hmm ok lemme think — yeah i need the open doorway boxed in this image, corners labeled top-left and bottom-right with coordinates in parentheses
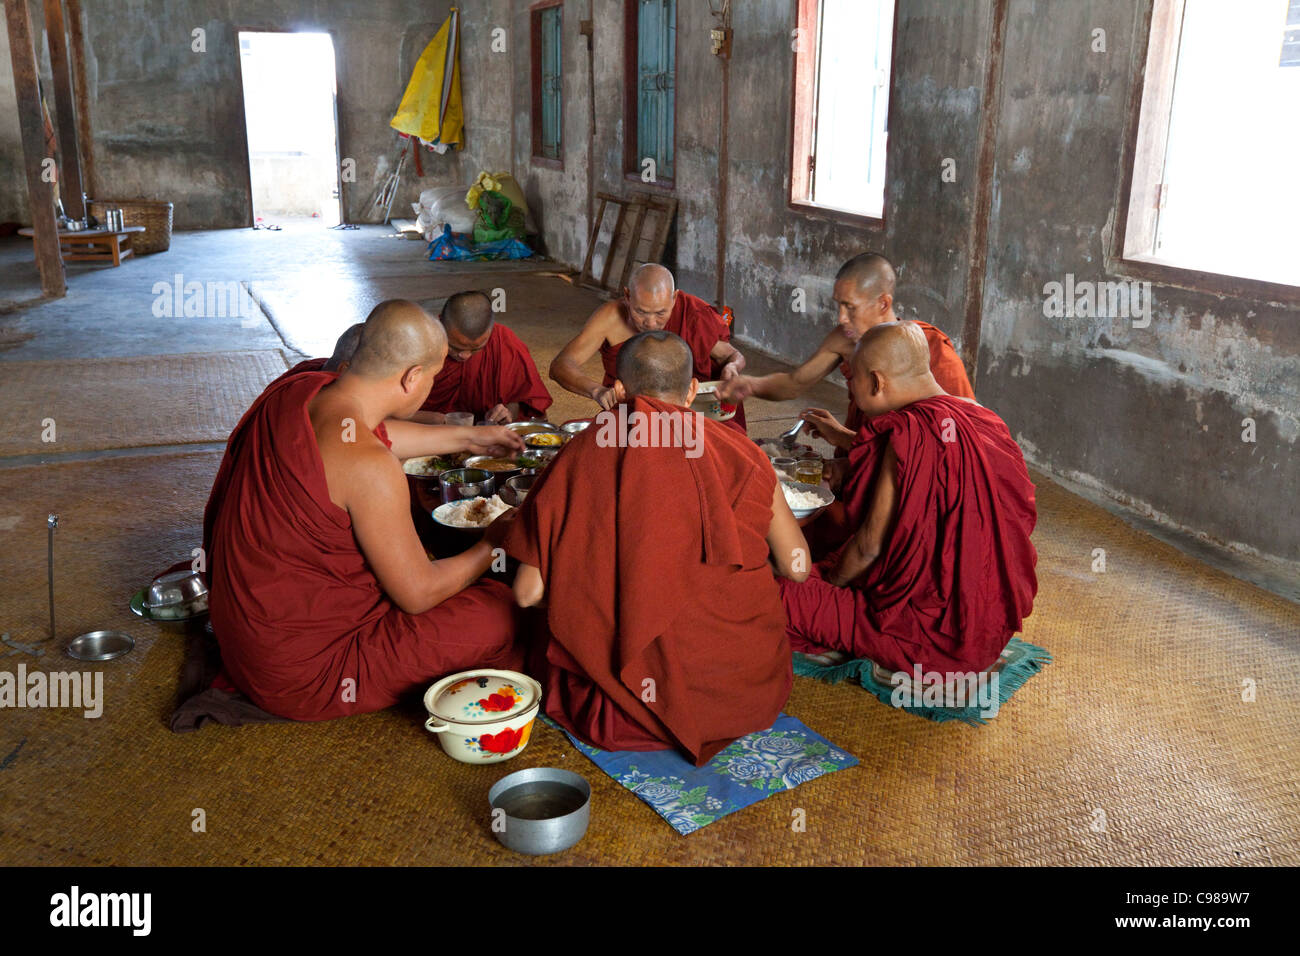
top-left (238, 31), bottom-right (342, 227)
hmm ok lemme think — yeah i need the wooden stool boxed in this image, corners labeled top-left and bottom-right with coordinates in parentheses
top-left (18, 225), bottom-right (147, 266)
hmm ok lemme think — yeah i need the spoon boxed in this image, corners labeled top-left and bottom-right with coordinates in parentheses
top-left (778, 418), bottom-right (806, 447)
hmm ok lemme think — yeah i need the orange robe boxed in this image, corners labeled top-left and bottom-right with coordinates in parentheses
top-left (502, 396), bottom-right (790, 764)
top-left (842, 321), bottom-right (974, 441)
top-left (203, 371), bottom-right (522, 720)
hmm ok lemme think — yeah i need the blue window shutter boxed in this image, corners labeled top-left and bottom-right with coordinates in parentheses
top-left (541, 7), bottom-right (562, 159)
top-left (636, 0), bottom-right (674, 181)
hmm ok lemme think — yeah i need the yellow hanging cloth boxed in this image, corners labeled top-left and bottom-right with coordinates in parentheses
top-left (390, 8), bottom-right (464, 149)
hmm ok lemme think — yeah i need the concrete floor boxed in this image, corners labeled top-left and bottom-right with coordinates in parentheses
top-left (1, 225), bottom-right (1297, 866)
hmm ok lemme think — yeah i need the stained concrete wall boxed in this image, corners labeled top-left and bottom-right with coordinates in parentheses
top-left (502, 0), bottom-right (1298, 569)
top-left (0, 0), bottom-right (518, 228)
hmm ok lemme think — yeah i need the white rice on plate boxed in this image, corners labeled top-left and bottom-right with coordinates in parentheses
top-left (782, 484), bottom-right (829, 511)
top-left (435, 495), bottom-right (512, 528)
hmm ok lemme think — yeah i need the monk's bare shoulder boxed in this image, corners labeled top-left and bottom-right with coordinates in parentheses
top-left (589, 299), bottom-right (632, 346)
top-left (822, 326), bottom-right (855, 358)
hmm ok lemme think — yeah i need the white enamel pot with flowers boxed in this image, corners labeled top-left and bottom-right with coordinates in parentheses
top-left (423, 669), bottom-right (543, 764)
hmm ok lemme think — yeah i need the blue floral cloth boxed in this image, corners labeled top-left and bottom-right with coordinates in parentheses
top-left (546, 714), bottom-right (858, 835)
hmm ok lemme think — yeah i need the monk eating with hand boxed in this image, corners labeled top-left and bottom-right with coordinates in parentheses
top-left (204, 299), bottom-right (528, 721)
top-left (717, 252), bottom-right (973, 452)
top-left (778, 321), bottom-right (1037, 678)
top-left (409, 290), bottom-right (552, 426)
top-left (504, 330), bottom-right (809, 765)
top-left (549, 263), bottom-right (748, 432)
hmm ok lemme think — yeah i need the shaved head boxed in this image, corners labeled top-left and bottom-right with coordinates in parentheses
top-left (836, 252), bottom-right (896, 297)
top-left (852, 321), bottom-right (931, 380)
top-left (624, 264), bottom-right (677, 332)
top-left (440, 290), bottom-right (494, 340)
top-left (628, 263), bottom-right (675, 299)
top-left (616, 330), bottom-right (693, 402)
top-left (347, 299), bottom-right (446, 380)
top-left (323, 323), bottom-right (364, 372)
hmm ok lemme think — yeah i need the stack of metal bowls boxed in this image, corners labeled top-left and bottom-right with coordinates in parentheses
top-left (144, 569), bottom-right (209, 621)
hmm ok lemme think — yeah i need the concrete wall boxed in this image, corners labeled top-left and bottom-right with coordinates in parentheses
top-left (502, 0), bottom-right (1298, 569)
top-left (2, 0), bottom-right (1294, 568)
top-left (0, 0), bottom-right (518, 228)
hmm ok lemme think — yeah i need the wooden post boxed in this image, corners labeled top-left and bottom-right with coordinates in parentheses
top-left (64, 0), bottom-right (94, 198)
top-left (5, 0), bottom-right (66, 297)
top-left (43, 0), bottom-right (85, 219)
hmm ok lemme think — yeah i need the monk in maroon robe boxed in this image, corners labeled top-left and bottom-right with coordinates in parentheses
top-left (779, 321), bottom-right (1037, 676)
top-left (409, 291), bottom-right (552, 425)
top-left (717, 252), bottom-right (973, 454)
top-left (504, 331), bottom-right (809, 765)
top-left (550, 263), bottom-right (749, 433)
top-left (204, 300), bottom-right (530, 721)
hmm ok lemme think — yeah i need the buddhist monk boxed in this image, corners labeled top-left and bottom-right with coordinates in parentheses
top-left (504, 330), bottom-right (809, 765)
top-left (276, 323), bottom-right (364, 382)
top-left (717, 252), bottom-right (974, 453)
top-left (778, 321), bottom-right (1037, 677)
top-left (204, 299), bottom-right (529, 721)
top-left (550, 263), bottom-right (749, 432)
top-left (409, 290), bottom-right (552, 425)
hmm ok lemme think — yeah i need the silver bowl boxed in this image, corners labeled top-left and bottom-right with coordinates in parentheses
top-left (66, 630), bottom-right (134, 661)
top-left (464, 455), bottom-right (525, 481)
top-left (145, 569), bottom-right (209, 617)
top-left (501, 474), bottom-right (538, 506)
top-left (438, 468), bottom-right (495, 503)
top-left (522, 428), bottom-right (568, 451)
top-left (488, 767), bottom-right (591, 856)
top-left (504, 421), bottom-right (555, 437)
top-left (560, 420), bottom-right (592, 435)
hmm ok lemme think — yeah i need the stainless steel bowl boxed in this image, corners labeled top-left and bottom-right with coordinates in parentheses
top-left (504, 421), bottom-right (555, 437)
top-left (488, 767), bottom-right (591, 856)
top-left (438, 468), bottom-right (495, 503)
top-left (464, 455), bottom-right (525, 481)
top-left (501, 474), bottom-right (538, 507)
top-left (523, 429), bottom-right (568, 451)
top-left (145, 569), bottom-right (209, 617)
top-left (560, 420), bottom-right (592, 435)
top-left (66, 630), bottom-right (134, 661)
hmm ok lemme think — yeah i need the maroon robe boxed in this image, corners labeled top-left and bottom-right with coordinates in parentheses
top-left (599, 291), bottom-right (747, 434)
top-left (780, 394), bottom-right (1037, 675)
top-left (203, 371), bottom-right (521, 720)
top-left (502, 396), bottom-right (790, 765)
top-left (419, 324), bottom-right (552, 419)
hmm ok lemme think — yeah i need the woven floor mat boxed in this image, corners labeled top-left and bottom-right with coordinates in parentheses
top-left (0, 454), bottom-right (1297, 865)
top-left (0, 351), bottom-right (287, 456)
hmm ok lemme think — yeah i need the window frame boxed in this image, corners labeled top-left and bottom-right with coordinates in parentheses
top-left (787, 0), bottom-right (898, 228)
top-left (1112, 0), bottom-right (1300, 304)
top-left (530, 0), bottom-right (564, 169)
top-left (622, 0), bottom-right (677, 190)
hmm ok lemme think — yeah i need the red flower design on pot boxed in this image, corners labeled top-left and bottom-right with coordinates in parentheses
top-left (478, 692), bottom-right (518, 713)
top-left (479, 725), bottom-right (525, 754)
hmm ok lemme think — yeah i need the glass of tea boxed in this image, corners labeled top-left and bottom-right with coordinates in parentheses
top-left (794, 457), bottom-right (824, 485)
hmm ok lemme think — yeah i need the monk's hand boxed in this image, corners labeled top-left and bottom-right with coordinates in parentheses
top-left (823, 457), bottom-right (848, 494)
top-left (802, 408), bottom-right (856, 450)
top-left (465, 425), bottom-right (526, 457)
top-left (720, 355), bottom-right (745, 381)
top-left (591, 385), bottom-right (619, 411)
top-left (485, 403), bottom-right (512, 426)
top-left (717, 375), bottom-right (755, 403)
top-left (483, 507), bottom-right (519, 548)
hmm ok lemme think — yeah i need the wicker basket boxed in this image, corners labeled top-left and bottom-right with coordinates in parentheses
top-left (88, 199), bottom-right (173, 254)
